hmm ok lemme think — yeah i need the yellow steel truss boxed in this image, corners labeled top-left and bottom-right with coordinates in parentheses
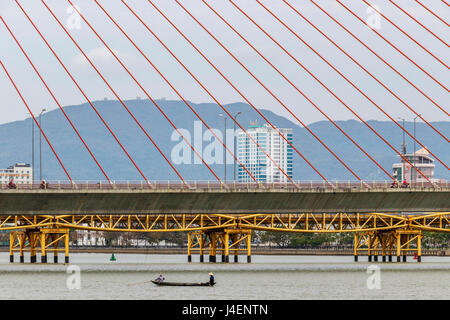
top-left (1, 212), bottom-right (448, 264)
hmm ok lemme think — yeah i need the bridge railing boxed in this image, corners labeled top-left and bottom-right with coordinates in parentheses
top-left (0, 180), bottom-right (447, 190)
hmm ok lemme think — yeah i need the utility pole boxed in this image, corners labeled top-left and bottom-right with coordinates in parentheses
top-left (219, 114), bottom-right (227, 183)
top-left (398, 117), bottom-right (406, 182)
top-left (28, 113), bottom-right (35, 183)
top-left (233, 112), bottom-right (242, 181)
top-left (413, 114), bottom-right (421, 184)
top-left (39, 108), bottom-right (46, 181)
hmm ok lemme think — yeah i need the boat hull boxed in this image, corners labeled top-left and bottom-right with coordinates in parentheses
top-left (151, 280), bottom-right (215, 287)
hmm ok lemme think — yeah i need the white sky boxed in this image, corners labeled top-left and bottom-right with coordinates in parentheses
top-left (0, 0), bottom-right (448, 126)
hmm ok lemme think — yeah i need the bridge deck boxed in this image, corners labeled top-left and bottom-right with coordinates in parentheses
top-left (0, 186), bottom-right (448, 215)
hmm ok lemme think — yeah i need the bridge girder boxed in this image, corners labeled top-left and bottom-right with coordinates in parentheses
top-left (0, 212), bottom-right (448, 233)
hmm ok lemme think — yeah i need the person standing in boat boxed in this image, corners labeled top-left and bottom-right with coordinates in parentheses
top-left (209, 272), bottom-right (215, 286)
top-left (155, 274), bottom-right (165, 282)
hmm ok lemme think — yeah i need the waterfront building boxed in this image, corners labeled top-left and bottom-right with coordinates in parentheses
top-left (237, 123), bottom-right (293, 182)
top-left (0, 163), bottom-right (33, 184)
top-left (392, 148), bottom-right (435, 183)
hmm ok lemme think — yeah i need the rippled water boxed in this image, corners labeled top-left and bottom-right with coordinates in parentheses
top-left (0, 253), bottom-right (449, 300)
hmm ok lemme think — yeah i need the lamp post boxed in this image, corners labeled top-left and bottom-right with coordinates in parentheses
top-left (398, 117), bottom-right (406, 182)
top-left (413, 114), bottom-right (421, 184)
top-left (233, 112), bottom-right (242, 181)
top-left (28, 113), bottom-right (35, 183)
top-left (219, 114), bottom-right (227, 183)
top-left (39, 108), bottom-right (46, 181)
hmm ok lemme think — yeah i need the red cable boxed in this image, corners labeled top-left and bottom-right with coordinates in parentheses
top-left (442, 0), bottom-right (450, 7)
top-left (201, 0), bottom-right (375, 183)
top-left (167, 0), bottom-right (332, 186)
top-left (234, 0), bottom-right (438, 182)
top-left (15, 1), bottom-right (151, 186)
top-left (62, 0), bottom-right (224, 186)
top-left (0, 59), bottom-right (73, 184)
top-left (389, 0), bottom-right (449, 47)
top-left (363, 0), bottom-right (449, 69)
top-left (0, 16), bottom-right (111, 184)
top-left (336, 0), bottom-right (449, 93)
top-left (95, 0), bottom-right (258, 185)
top-left (39, 0), bottom-right (188, 186)
top-left (147, 0), bottom-right (315, 187)
top-left (311, 1), bottom-right (449, 119)
top-left (281, 1), bottom-right (449, 162)
top-left (416, 0), bottom-right (450, 26)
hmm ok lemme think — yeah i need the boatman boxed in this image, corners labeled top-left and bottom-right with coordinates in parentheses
top-left (209, 272), bottom-right (215, 286)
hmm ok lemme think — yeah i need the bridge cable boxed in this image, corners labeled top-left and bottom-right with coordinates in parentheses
top-left (58, 0), bottom-right (227, 187)
top-left (201, 0), bottom-right (375, 184)
top-left (164, 0), bottom-right (333, 186)
top-left (267, 0), bottom-right (450, 168)
top-left (15, 1), bottom-right (152, 187)
top-left (1, 16), bottom-right (112, 184)
top-left (0, 59), bottom-right (74, 184)
top-left (142, 0), bottom-right (313, 188)
top-left (311, 0), bottom-right (449, 120)
top-left (94, 0), bottom-right (258, 185)
top-left (363, 0), bottom-right (449, 70)
top-left (336, 0), bottom-right (449, 94)
top-left (229, 0), bottom-right (442, 182)
top-left (283, 0), bottom-right (449, 150)
top-left (37, 0), bottom-right (191, 188)
top-left (389, 0), bottom-right (449, 47)
top-left (122, 0), bottom-right (329, 188)
top-left (283, 0), bottom-right (449, 149)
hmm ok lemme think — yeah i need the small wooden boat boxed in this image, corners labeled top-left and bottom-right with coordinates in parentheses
top-left (151, 280), bottom-right (215, 287)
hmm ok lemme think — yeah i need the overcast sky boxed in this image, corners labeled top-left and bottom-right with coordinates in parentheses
top-left (0, 0), bottom-right (448, 126)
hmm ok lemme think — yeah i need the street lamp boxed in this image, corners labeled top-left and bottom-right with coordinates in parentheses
top-left (28, 112), bottom-right (35, 183)
top-left (233, 112), bottom-right (242, 181)
top-left (413, 114), bottom-right (421, 184)
top-left (219, 113), bottom-right (227, 183)
top-left (39, 108), bottom-right (46, 181)
top-left (397, 117), bottom-right (406, 182)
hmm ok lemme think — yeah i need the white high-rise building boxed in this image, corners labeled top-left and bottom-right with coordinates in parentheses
top-left (0, 163), bottom-right (33, 185)
top-left (237, 124), bottom-right (293, 183)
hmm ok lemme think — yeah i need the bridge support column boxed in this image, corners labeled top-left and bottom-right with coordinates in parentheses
top-left (187, 232), bottom-right (192, 263)
top-left (8, 228), bottom-right (70, 264)
top-left (224, 232), bottom-right (229, 263)
top-left (9, 232), bottom-right (14, 263)
top-left (188, 229), bottom-right (251, 264)
top-left (209, 233), bottom-right (216, 263)
top-left (395, 229), bottom-right (422, 263)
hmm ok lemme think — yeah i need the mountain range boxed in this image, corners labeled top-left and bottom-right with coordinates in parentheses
top-left (1, 98), bottom-right (448, 182)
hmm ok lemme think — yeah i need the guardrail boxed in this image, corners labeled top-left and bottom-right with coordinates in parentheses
top-left (0, 180), bottom-right (448, 191)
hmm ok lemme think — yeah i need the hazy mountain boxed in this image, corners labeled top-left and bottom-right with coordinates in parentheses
top-left (1, 99), bottom-right (448, 182)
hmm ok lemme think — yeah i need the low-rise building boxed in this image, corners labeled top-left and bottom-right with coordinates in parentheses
top-left (0, 163), bottom-right (33, 184)
top-left (392, 148), bottom-right (435, 183)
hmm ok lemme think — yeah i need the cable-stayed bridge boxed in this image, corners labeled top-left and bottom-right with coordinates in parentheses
top-left (0, 0), bottom-right (448, 264)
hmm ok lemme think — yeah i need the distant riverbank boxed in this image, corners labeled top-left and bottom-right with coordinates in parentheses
top-left (2, 246), bottom-right (448, 256)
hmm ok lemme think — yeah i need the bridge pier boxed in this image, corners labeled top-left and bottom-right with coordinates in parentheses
top-left (354, 229), bottom-right (423, 263)
top-left (187, 229), bottom-right (252, 263)
top-left (9, 228), bottom-right (70, 264)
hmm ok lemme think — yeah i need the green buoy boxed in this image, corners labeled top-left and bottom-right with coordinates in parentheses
top-left (110, 253), bottom-right (116, 261)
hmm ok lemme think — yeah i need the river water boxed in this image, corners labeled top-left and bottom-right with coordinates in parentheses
top-left (0, 253), bottom-right (449, 300)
